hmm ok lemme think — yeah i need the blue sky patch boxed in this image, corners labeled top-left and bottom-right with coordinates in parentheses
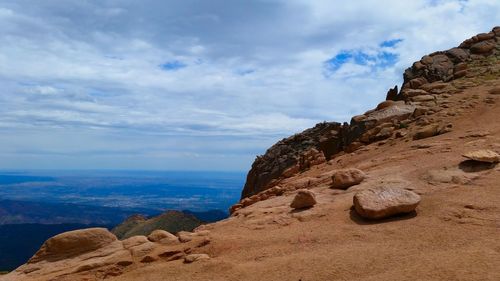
top-left (379, 38), bottom-right (403, 48)
top-left (324, 48), bottom-right (400, 76)
top-left (160, 60), bottom-right (187, 71)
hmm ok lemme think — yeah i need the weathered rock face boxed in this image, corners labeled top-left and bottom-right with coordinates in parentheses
top-left (290, 189), bottom-right (317, 209)
top-left (241, 122), bottom-right (345, 199)
top-left (29, 228), bottom-right (117, 263)
top-left (353, 187), bottom-right (421, 219)
top-left (397, 27), bottom-right (499, 98)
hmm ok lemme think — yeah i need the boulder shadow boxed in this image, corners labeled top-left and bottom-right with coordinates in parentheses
top-left (349, 207), bottom-right (417, 225)
top-left (458, 160), bottom-right (497, 173)
top-left (290, 207), bottom-right (313, 214)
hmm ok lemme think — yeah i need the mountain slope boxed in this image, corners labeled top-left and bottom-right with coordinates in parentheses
top-left (2, 26), bottom-right (500, 281)
top-left (111, 211), bottom-right (202, 239)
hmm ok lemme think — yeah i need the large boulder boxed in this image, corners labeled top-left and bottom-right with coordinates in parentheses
top-left (290, 189), bottom-right (317, 209)
top-left (29, 228), bottom-right (117, 263)
top-left (463, 150), bottom-right (500, 163)
top-left (353, 187), bottom-right (421, 219)
top-left (331, 168), bottom-right (366, 189)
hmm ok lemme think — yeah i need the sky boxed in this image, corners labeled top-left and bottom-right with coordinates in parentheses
top-left (0, 0), bottom-right (498, 171)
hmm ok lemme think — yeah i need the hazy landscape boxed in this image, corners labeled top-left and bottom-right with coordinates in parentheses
top-left (0, 171), bottom-right (242, 270)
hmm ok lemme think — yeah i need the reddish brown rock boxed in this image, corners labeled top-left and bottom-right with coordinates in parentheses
top-left (290, 189), bottom-right (317, 209)
top-left (331, 168), bottom-right (366, 189)
top-left (470, 40), bottom-right (496, 54)
top-left (353, 187), bottom-right (421, 219)
top-left (489, 87), bottom-right (500, 95)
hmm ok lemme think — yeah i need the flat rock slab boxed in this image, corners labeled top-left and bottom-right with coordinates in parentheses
top-left (463, 149), bottom-right (500, 163)
top-left (365, 104), bottom-right (416, 123)
top-left (353, 187), bottom-right (421, 220)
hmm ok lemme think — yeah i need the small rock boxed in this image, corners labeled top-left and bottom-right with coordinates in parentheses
top-left (147, 230), bottom-right (178, 243)
top-left (177, 231), bottom-right (194, 243)
top-left (290, 189), bottom-right (317, 209)
top-left (184, 254), bottom-right (210, 263)
top-left (462, 150), bottom-right (500, 163)
top-left (395, 130), bottom-right (407, 138)
top-left (331, 168), bottom-right (366, 189)
top-left (413, 123), bottom-right (442, 140)
top-left (140, 255), bottom-right (158, 263)
top-left (489, 87), bottom-right (500, 95)
top-left (353, 187), bottom-right (421, 219)
top-left (376, 100), bottom-right (396, 110)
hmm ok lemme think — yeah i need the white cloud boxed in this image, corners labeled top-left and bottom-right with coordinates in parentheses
top-left (0, 0), bottom-right (498, 170)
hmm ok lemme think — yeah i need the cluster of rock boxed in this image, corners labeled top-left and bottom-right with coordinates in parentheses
top-left (11, 227), bottom-right (212, 280)
top-left (286, 167), bottom-right (422, 220)
top-left (397, 26), bottom-right (500, 97)
top-left (239, 26), bottom-right (500, 206)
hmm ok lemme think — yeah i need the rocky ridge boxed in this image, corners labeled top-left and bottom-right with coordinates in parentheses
top-left (236, 26), bottom-right (500, 212)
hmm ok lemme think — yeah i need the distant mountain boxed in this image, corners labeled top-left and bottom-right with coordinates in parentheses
top-left (111, 211), bottom-right (203, 239)
top-left (183, 209), bottom-right (228, 222)
top-left (0, 223), bottom-right (109, 271)
top-left (0, 175), bottom-right (54, 185)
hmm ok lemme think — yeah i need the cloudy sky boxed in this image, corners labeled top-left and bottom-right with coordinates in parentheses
top-left (0, 0), bottom-right (498, 171)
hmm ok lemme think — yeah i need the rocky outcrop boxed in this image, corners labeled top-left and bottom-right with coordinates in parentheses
top-left (353, 187), bottom-right (421, 219)
top-left (396, 27), bottom-right (500, 99)
top-left (240, 26), bottom-right (500, 203)
top-left (241, 122), bottom-right (345, 199)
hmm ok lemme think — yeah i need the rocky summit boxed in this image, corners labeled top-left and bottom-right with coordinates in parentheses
top-left (3, 27), bottom-right (500, 281)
